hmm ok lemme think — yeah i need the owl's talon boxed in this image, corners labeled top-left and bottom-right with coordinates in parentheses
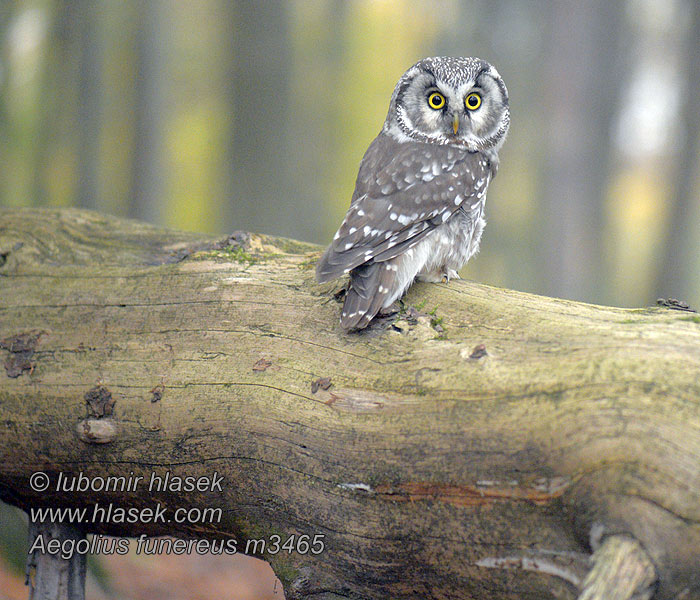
top-left (378, 302), bottom-right (400, 317)
top-left (441, 269), bottom-right (460, 283)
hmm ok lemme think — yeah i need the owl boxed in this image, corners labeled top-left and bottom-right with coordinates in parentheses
top-left (316, 56), bottom-right (510, 330)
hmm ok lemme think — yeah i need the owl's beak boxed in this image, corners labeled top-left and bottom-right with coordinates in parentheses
top-left (452, 113), bottom-right (460, 135)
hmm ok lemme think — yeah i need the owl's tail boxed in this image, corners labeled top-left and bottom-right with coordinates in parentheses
top-left (340, 259), bottom-right (409, 330)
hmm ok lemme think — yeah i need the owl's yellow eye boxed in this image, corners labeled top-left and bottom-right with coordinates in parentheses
top-left (427, 92), bottom-right (446, 110)
top-left (465, 92), bottom-right (482, 110)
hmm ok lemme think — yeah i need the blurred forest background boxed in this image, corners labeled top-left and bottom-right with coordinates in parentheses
top-left (1, 0), bottom-right (700, 598)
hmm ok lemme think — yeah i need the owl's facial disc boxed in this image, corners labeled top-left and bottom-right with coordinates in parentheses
top-left (386, 57), bottom-right (509, 152)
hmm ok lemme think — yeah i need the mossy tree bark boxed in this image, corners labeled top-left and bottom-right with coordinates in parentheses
top-left (1, 208), bottom-right (699, 600)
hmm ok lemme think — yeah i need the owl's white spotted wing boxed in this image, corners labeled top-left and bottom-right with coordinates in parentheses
top-left (316, 132), bottom-right (492, 282)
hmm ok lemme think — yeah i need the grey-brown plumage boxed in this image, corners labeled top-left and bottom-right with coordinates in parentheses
top-left (317, 57), bottom-right (510, 330)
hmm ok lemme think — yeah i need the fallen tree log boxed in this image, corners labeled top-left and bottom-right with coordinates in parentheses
top-left (1, 207), bottom-right (699, 600)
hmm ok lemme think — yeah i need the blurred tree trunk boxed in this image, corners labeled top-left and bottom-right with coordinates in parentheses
top-left (29, 3), bottom-right (57, 209)
top-left (654, 0), bottom-right (700, 302)
top-left (31, 0), bottom-right (82, 208)
top-left (75, 0), bottom-right (102, 211)
top-left (0, 1), bottom-right (13, 208)
top-left (223, 0), bottom-right (291, 236)
top-left (539, 1), bottom-right (627, 304)
top-left (130, 0), bottom-right (167, 224)
top-left (288, 0), bottom-right (347, 243)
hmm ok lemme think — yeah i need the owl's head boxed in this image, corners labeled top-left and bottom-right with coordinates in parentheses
top-left (384, 56), bottom-right (509, 154)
